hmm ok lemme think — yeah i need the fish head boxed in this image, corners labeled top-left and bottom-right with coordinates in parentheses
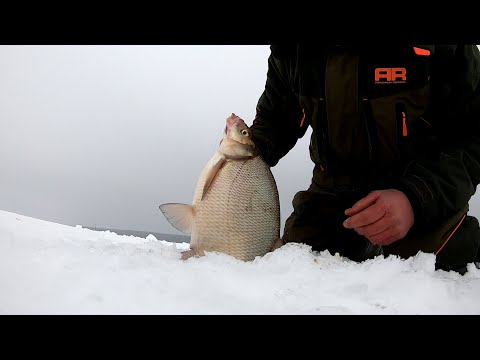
top-left (219, 113), bottom-right (257, 159)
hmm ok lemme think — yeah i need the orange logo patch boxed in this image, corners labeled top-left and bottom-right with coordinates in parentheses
top-left (375, 67), bottom-right (407, 84)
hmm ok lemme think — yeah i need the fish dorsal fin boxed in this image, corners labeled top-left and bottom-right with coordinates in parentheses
top-left (159, 203), bottom-right (195, 235)
top-left (201, 156), bottom-right (226, 200)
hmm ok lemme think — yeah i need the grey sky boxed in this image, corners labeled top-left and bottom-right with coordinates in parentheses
top-left (1, 45), bottom-right (480, 237)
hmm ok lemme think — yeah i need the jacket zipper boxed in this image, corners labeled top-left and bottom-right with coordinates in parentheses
top-left (395, 103), bottom-right (408, 156)
top-left (402, 111), bottom-right (408, 136)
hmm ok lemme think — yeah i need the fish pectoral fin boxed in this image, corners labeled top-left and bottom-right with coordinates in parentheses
top-left (159, 203), bottom-right (195, 235)
top-left (201, 157), bottom-right (226, 200)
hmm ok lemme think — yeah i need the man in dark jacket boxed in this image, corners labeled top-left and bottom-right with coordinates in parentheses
top-left (250, 45), bottom-right (480, 274)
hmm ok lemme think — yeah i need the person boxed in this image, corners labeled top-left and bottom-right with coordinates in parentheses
top-left (250, 45), bottom-right (480, 274)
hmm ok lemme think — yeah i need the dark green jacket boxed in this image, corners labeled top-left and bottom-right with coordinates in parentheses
top-left (251, 45), bottom-right (480, 228)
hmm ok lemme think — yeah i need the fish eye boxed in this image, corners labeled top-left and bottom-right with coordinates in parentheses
top-left (241, 129), bottom-right (249, 136)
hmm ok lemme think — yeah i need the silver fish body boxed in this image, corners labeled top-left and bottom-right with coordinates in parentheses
top-left (159, 113), bottom-right (280, 261)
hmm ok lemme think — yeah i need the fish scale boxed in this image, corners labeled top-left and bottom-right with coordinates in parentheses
top-left (192, 156), bottom-right (280, 261)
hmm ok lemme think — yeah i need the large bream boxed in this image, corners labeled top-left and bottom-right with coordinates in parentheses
top-left (159, 113), bottom-right (280, 261)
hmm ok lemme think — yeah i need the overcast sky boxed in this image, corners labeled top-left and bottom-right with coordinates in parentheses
top-left (1, 45), bottom-right (480, 236)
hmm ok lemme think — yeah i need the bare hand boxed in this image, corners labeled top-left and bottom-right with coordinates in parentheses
top-left (343, 189), bottom-right (414, 246)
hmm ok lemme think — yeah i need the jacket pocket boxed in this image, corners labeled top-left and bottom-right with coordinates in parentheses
top-left (366, 85), bottom-right (432, 166)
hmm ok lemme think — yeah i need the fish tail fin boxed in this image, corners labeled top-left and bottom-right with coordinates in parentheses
top-left (159, 203), bottom-right (195, 235)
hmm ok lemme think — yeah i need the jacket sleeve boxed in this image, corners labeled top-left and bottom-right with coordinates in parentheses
top-left (397, 45), bottom-right (480, 225)
top-left (250, 45), bottom-right (308, 167)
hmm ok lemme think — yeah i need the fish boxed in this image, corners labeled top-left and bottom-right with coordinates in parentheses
top-left (159, 113), bottom-right (281, 261)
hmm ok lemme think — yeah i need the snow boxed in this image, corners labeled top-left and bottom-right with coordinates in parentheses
top-left (1, 209), bottom-right (479, 315)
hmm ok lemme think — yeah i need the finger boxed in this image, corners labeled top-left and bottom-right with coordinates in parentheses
top-left (368, 228), bottom-right (397, 245)
top-left (345, 191), bottom-right (381, 216)
top-left (343, 200), bottom-right (386, 228)
top-left (380, 235), bottom-right (399, 246)
top-left (355, 218), bottom-right (390, 237)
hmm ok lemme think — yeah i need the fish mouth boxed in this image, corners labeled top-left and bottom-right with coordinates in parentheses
top-left (218, 113), bottom-right (256, 158)
top-left (227, 113), bottom-right (242, 126)
top-left (225, 113), bottom-right (248, 136)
